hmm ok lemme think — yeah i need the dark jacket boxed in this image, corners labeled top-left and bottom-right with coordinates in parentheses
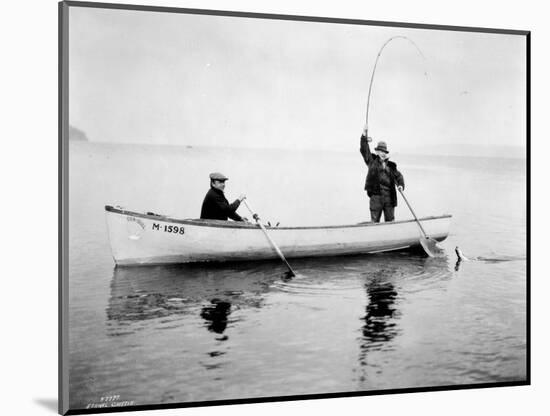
top-left (359, 134), bottom-right (405, 207)
top-left (200, 187), bottom-right (243, 221)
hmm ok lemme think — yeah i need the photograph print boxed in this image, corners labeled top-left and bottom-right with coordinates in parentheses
top-left (59, 1), bottom-right (529, 414)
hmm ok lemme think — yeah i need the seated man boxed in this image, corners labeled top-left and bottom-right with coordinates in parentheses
top-left (200, 172), bottom-right (246, 221)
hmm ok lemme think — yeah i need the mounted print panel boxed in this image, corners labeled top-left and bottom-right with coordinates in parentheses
top-left (59, 1), bottom-right (529, 414)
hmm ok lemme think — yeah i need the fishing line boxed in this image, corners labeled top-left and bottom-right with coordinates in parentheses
top-left (365, 36), bottom-right (428, 133)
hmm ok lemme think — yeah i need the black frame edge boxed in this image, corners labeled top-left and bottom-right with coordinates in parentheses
top-left (59, 1), bottom-right (70, 415)
top-left (63, 0), bottom-right (529, 35)
top-left (525, 31), bottom-right (531, 385)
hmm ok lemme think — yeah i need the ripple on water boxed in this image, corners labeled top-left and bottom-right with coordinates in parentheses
top-left (270, 251), bottom-right (453, 296)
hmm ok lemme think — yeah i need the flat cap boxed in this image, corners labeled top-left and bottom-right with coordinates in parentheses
top-left (209, 172), bottom-right (228, 181)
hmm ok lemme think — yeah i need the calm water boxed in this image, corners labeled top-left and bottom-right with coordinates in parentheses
top-left (68, 142), bottom-right (527, 410)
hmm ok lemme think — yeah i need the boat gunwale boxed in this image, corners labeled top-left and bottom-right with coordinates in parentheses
top-left (105, 205), bottom-right (452, 231)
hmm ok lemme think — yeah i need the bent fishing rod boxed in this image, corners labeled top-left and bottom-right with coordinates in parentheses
top-left (364, 36), bottom-right (427, 134)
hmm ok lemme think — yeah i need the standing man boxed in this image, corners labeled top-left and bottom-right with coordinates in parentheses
top-left (200, 172), bottom-right (247, 221)
top-left (359, 125), bottom-right (405, 222)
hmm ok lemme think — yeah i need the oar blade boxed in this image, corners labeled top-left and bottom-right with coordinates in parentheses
top-left (420, 237), bottom-right (444, 258)
top-left (283, 270), bottom-right (295, 281)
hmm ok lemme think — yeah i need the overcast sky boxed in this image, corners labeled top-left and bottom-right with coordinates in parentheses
top-left (69, 6), bottom-right (526, 152)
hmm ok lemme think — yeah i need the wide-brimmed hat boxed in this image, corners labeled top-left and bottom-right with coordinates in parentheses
top-left (209, 172), bottom-right (228, 181)
top-left (374, 141), bottom-right (389, 153)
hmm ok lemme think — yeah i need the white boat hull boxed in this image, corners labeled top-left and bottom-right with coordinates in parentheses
top-left (105, 205), bottom-right (452, 266)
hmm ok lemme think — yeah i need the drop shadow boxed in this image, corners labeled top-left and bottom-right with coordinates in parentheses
top-left (33, 398), bottom-right (58, 413)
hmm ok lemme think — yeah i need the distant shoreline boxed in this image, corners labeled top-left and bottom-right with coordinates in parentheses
top-left (69, 140), bottom-right (526, 160)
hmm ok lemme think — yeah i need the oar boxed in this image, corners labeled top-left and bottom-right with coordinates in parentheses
top-left (397, 188), bottom-right (443, 257)
top-left (242, 200), bottom-right (296, 277)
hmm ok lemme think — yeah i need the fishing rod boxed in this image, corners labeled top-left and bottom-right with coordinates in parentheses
top-left (364, 36), bottom-right (427, 134)
top-left (364, 37), bottom-right (443, 258)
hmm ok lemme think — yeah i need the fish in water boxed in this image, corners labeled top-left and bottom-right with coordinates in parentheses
top-left (455, 246), bottom-right (469, 261)
top-left (455, 246), bottom-right (525, 268)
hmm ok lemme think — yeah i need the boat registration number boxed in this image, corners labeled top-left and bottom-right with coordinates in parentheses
top-left (152, 223), bottom-right (184, 235)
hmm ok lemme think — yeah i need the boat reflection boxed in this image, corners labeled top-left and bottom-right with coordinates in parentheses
top-left (106, 250), bottom-right (453, 375)
top-left (106, 261), bottom-right (287, 337)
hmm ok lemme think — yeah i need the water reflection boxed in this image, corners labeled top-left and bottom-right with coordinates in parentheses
top-left (356, 253), bottom-right (452, 383)
top-left (106, 262), bottom-right (286, 336)
top-left (357, 267), bottom-right (401, 379)
top-left (200, 299), bottom-right (232, 362)
top-left (200, 299), bottom-right (232, 334)
top-left (362, 278), bottom-right (399, 344)
top-left (106, 251), bottom-right (453, 380)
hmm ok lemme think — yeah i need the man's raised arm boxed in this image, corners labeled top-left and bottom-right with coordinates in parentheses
top-left (359, 124), bottom-right (373, 166)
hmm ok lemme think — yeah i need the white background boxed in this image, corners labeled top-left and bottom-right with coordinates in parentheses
top-left (0, 0), bottom-right (545, 415)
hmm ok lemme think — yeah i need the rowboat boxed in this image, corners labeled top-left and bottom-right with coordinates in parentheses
top-left (105, 205), bottom-right (451, 266)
